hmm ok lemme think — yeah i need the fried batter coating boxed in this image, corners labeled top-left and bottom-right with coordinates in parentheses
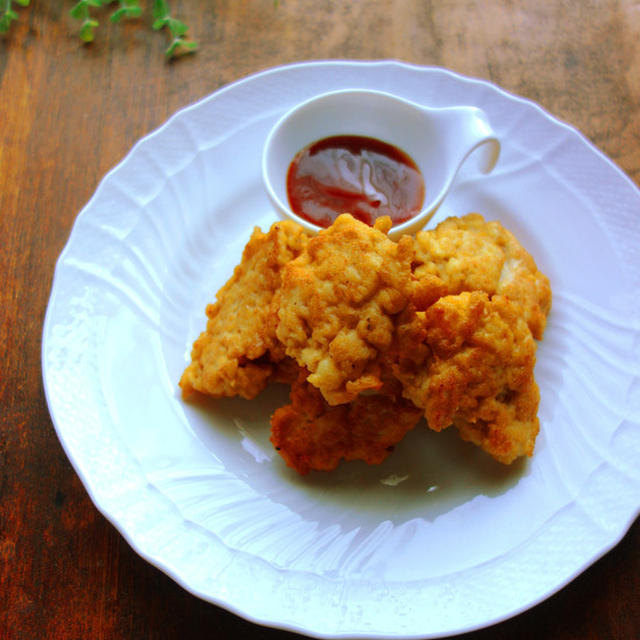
top-left (179, 221), bottom-right (308, 399)
top-left (270, 369), bottom-right (422, 474)
top-left (181, 212), bottom-right (550, 470)
top-left (412, 214), bottom-right (551, 339)
top-left (395, 291), bottom-right (539, 463)
top-left (275, 214), bottom-right (444, 405)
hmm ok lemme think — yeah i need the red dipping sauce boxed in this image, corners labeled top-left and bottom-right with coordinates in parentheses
top-left (286, 135), bottom-right (425, 228)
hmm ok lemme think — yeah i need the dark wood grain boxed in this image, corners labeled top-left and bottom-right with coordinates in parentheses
top-left (1, 1), bottom-right (638, 638)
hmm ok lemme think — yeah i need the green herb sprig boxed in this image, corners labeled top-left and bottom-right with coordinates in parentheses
top-left (2, 0), bottom-right (197, 59)
top-left (69, 0), bottom-right (102, 43)
top-left (110, 0), bottom-right (143, 24)
top-left (152, 0), bottom-right (197, 58)
top-left (0, 0), bottom-right (30, 33)
top-left (69, 0), bottom-right (196, 57)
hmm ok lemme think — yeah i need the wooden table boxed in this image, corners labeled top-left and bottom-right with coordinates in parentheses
top-left (1, 1), bottom-right (638, 638)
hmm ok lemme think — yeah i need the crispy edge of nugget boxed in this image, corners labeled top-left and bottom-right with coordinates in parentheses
top-left (179, 220), bottom-right (308, 400)
top-left (270, 369), bottom-right (423, 474)
top-left (413, 213), bottom-right (552, 340)
top-left (394, 290), bottom-right (540, 464)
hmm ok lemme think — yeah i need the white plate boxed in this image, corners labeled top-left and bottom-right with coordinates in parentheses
top-left (42, 61), bottom-right (640, 639)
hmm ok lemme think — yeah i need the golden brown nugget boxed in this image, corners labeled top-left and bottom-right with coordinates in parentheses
top-left (270, 370), bottom-right (422, 475)
top-left (394, 291), bottom-right (540, 464)
top-left (181, 212), bottom-right (549, 470)
top-left (180, 220), bottom-right (308, 399)
top-left (275, 214), bottom-right (443, 405)
top-left (412, 214), bottom-right (552, 339)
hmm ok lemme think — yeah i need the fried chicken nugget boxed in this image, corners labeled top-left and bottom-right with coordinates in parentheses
top-left (270, 369), bottom-right (422, 474)
top-left (395, 291), bottom-right (540, 464)
top-left (179, 220), bottom-right (308, 399)
top-left (412, 214), bottom-right (551, 339)
top-left (275, 214), bottom-right (444, 405)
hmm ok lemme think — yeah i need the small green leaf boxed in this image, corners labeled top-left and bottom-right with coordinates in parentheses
top-left (152, 0), bottom-right (169, 20)
top-left (70, 2), bottom-right (88, 20)
top-left (110, 6), bottom-right (141, 22)
top-left (167, 17), bottom-right (187, 37)
top-left (79, 18), bottom-right (99, 42)
top-left (165, 39), bottom-right (179, 58)
top-left (110, 8), bottom-right (125, 22)
top-left (165, 37), bottom-right (197, 59)
top-left (0, 7), bottom-right (18, 32)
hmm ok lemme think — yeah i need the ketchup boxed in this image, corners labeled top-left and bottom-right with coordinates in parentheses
top-left (286, 135), bottom-right (425, 228)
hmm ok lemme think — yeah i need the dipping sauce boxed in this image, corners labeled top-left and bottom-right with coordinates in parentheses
top-left (286, 135), bottom-right (425, 228)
